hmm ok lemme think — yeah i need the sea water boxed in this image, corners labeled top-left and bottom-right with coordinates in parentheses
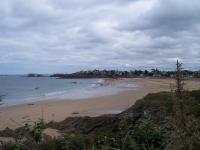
top-left (0, 76), bottom-right (136, 106)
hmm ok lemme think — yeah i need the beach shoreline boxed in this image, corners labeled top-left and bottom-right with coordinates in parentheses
top-left (0, 77), bottom-right (137, 107)
top-left (0, 78), bottom-right (199, 130)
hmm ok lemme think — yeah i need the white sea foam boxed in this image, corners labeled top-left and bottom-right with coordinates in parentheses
top-left (0, 76), bottom-right (137, 107)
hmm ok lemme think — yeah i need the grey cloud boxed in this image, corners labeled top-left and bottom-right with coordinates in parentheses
top-left (0, 0), bottom-right (199, 73)
top-left (119, 0), bottom-right (200, 36)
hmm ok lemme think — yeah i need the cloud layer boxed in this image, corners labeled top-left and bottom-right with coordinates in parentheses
top-left (0, 0), bottom-right (199, 73)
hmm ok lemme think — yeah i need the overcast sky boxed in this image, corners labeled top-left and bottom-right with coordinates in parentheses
top-left (0, 0), bottom-right (199, 74)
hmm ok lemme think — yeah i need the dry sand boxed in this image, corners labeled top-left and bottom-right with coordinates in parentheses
top-left (0, 78), bottom-right (199, 130)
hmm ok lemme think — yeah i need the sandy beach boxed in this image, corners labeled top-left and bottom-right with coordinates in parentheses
top-left (0, 78), bottom-right (199, 130)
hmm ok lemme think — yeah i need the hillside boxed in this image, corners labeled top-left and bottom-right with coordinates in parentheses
top-left (0, 90), bottom-right (200, 149)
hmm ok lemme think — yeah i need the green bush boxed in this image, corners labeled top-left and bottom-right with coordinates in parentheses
top-left (25, 119), bottom-right (46, 144)
top-left (1, 90), bottom-right (200, 150)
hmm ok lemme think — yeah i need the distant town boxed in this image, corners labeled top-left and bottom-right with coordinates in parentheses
top-left (27, 69), bottom-right (200, 79)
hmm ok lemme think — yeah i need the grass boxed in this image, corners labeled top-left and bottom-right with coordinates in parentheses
top-left (1, 90), bottom-right (200, 150)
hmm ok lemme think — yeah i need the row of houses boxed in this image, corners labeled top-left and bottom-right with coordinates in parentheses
top-left (51, 69), bottom-right (200, 79)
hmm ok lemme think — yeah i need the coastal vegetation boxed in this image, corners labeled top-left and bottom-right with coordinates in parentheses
top-left (1, 89), bottom-right (200, 149)
top-left (50, 69), bottom-right (200, 79)
top-left (0, 61), bottom-right (200, 149)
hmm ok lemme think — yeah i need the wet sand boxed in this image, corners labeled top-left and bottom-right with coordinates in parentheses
top-left (0, 78), bottom-right (199, 130)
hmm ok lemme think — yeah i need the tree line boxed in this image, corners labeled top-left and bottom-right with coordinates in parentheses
top-left (50, 69), bottom-right (200, 79)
